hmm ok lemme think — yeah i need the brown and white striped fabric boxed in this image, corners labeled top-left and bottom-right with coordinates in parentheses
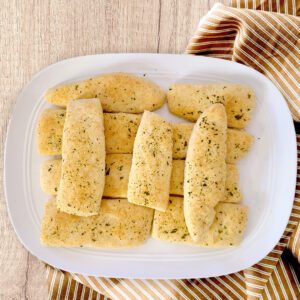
top-left (187, 0), bottom-right (300, 121)
top-left (46, 1), bottom-right (300, 299)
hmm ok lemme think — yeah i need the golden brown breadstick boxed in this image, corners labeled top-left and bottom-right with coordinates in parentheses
top-left (167, 83), bottom-right (255, 128)
top-left (57, 99), bottom-right (105, 216)
top-left (45, 72), bottom-right (166, 112)
top-left (184, 104), bottom-right (227, 242)
top-left (41, 198), bottom-right (153, 248)
top-left (128, 111), bottom-right (173, 211)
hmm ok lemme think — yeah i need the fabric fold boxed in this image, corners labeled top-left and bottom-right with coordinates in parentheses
top-left (186, 2), bottom-right (300, 121)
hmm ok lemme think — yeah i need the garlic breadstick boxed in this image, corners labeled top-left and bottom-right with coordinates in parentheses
top-left (128, 111), bottom-right (173, 211)
top-left (57, 99), bottom-right (105, 216)
top-left (167, 83), bottom-right (255, 128)
top-left (41, 198), bottom-right (153, 248)
top-left (184, 104), bottom-right (227, 242)
top-left (45, 72), bottom-right (166, 113)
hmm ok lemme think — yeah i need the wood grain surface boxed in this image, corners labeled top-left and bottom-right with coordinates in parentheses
top-left (0, 0), bottom-right (227, 299)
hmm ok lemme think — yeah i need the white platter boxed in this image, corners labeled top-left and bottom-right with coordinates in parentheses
top-left (4, 54), bottom-right (296, 279)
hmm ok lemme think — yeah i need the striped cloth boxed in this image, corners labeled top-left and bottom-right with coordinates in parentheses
top-left (187, 0), bottom-right (300, 121)
top-left (46, 1), bottom-right (300, 299)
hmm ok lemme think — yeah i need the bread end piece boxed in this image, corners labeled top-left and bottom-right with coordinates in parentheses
top-left (40, 159), bottom-right (61, 195)
top-left (224, 164), bottom-right (243, 203)
top-left (200, 203), bottom-right (248, 247)
top-left (36, 109), bottom-right (65, 155)
top-left (152, 197), bottom-right (191, 243)
top-left (45, 73), bottom-right (166, 113)
top-left (226, 129), bottom-right (254, 164)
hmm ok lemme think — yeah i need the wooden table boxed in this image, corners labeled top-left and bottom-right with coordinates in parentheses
top-left (0, 1), bottom-right (227, 298)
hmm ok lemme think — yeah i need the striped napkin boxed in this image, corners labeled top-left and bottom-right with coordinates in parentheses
top-left (187, 0), bottom-right (300, 121)
top-left (46, 1), bottom-right (300, 299)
